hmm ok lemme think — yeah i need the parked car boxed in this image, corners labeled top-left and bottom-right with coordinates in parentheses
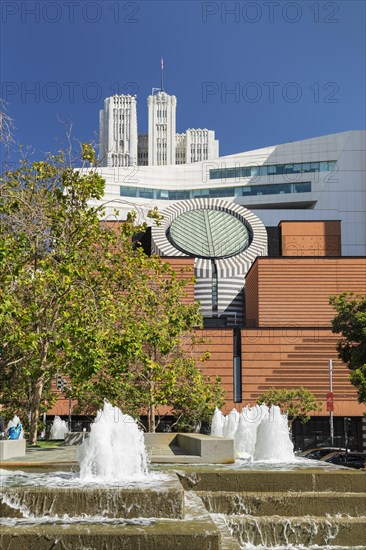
top-left (322, 451), bottom-right (366, 470)
top-left (299, 447), bottom-right (347, 460)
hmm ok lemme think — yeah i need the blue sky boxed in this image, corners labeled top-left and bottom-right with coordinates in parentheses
top-left (1, 0), bottom-right (365, 161)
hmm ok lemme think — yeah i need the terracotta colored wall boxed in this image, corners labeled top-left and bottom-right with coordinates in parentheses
top-left (49, 327), bottom-right (365, 418)
top-left (163, 257), bottom-right (195, 305)
top-left (280, 221), bottom-right (341, 257)
top-left (245, 257), bottom-right (366, 328)
top-left (241, 328), bottom-right (365, 417)
top-left (193, 329), bottom-right (235, 413)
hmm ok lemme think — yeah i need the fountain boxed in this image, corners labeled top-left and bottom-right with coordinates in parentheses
top-left (212, 405), bottom-right (295, 462)
top-left (49, 416), bottom-right (68, 440)
top-left (78, 400), bottom-right (148, 482)
top-left (0, 400), bottom-right (365, 549)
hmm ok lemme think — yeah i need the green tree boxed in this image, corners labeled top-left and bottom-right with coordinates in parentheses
top-left (0, 148), bottom-right (115, 443)
top-left (0, 147), bottom-right (223, 439)
top-left (330, 292), bottom-right (366, 403)
top-left (69, 255), bottom-right (224, 432)
top-left (256, 387), bottom-right (322, 424)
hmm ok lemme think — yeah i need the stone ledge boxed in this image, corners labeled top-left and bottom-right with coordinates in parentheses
top-left (197, 490), bottom-right (366, 516)
top-left (177, 470), bottom-right (366, 493)
top-left (0, 439), bottom-right (26, 461)
top-left (64, 432), bottom-right (235, 464)
top-left (0, 473), bottom-right (184, 520)
top-left (0, 520), bottom-right (221, 550)
top-left (145, 433), bottom-right (235, 464)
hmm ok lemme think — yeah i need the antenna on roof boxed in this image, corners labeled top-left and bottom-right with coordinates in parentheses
top-left (160, 57), bottom-right (164, 92)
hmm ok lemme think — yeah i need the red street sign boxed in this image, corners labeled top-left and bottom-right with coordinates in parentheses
top-left (326, 392), bottom-right (333, 400)
top-left (326, 401), bottom-right (334, 412)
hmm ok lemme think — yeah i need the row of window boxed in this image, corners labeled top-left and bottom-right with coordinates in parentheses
top-left (209, 160), bottom-right (336, 180)
top-left (120, 181), bottom-right (311, 200)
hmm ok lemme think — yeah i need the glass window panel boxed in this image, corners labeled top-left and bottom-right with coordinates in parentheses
top-left (139, 189), bottom-right (153, 198)
top-left (328, 161), bottom-right (337, 171)
top-left (209, 170), bottom-right (220, 179)
top-left (258, 165), bottom-right (267, 176)
top-left (238, 167), bottom-right (249, 177)
top-left (120, 186), bottom-right (137, 197)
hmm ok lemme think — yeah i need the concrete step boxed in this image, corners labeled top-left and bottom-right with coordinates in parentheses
top-left (198, 490), bottom-right (366, 517)
top-left (0, 521), bottom-right (221, 550)
top-left (0, 474), bottom-right (184, 519)
top-left (177, 469), bottom-right (366, 493)
top-left (224, 515), bottom-right (366, 547)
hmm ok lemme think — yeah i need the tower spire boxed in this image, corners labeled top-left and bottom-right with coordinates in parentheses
top-left (160, 57), bottom-right (164, 92)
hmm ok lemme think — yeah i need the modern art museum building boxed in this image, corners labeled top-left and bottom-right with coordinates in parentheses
top-left (52, 91), bottom-right (366, 451)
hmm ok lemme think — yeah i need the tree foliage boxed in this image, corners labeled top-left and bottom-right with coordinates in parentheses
top-left (256, 387), bottom-right (322, 423)
top-left (0, 147), bottom-right (223, 440)
top-left (330, 292), bottom-right (366, 404)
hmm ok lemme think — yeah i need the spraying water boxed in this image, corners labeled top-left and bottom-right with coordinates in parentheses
top-left (50, 416), bottom-right (68, 440)
top-left (254, 405), bottom-right (294, 461)
top-left (77, 401), bottom-right (148, 483)
top-left (223, 408), bottom-right (239, 438)
top-left (211, 408), bottom-right (225, 437)
top-left (211, 404), bottom-right (294, 461)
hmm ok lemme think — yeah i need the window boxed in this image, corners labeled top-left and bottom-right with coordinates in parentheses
top-left (209, 161), bottom-right (336, 180)
top-left (120, 182), bottom-right (311, 200)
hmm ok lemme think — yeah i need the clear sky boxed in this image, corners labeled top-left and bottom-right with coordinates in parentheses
top-left (1, 0), bottom-right (365, 161)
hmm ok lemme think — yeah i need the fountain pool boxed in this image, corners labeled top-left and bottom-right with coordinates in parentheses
top-left (0, 401), bottom-right (365, 549)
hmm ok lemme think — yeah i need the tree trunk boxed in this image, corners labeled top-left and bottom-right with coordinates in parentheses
top-left (148, 403), bottom-right (156, 433)
top-left (28, 377), bottom-right (44, 445)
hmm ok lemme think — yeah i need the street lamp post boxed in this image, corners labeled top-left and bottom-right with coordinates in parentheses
top-left (328, 359), bottom-right (334, 446)
top-left (68, 389), bottom-right (72, 433)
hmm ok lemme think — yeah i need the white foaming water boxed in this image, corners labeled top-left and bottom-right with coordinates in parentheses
top-left (211, 404), bottom-right (294, 461)
top-left (239, 545), bottom-right (365, 550)
top-left (223, 408), bottom-right (240, 438)
top-left (254, 406), bottom-right (294, 461)
top-left (235, 405), bottom-right (264, 458)
top-left (77, 401), bottom-right (148, 483)
top-left (50, 416), bottom-right (68, 440)
top-left (211, 408), bottom-right (225, 437)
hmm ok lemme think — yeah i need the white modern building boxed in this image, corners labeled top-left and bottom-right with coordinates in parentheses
top-left (98, 91), bottom-right (219, 167)
top-left (89, 128), bottom-right (366, 323)
top-left (93, 130), bottom-right (366, 257)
